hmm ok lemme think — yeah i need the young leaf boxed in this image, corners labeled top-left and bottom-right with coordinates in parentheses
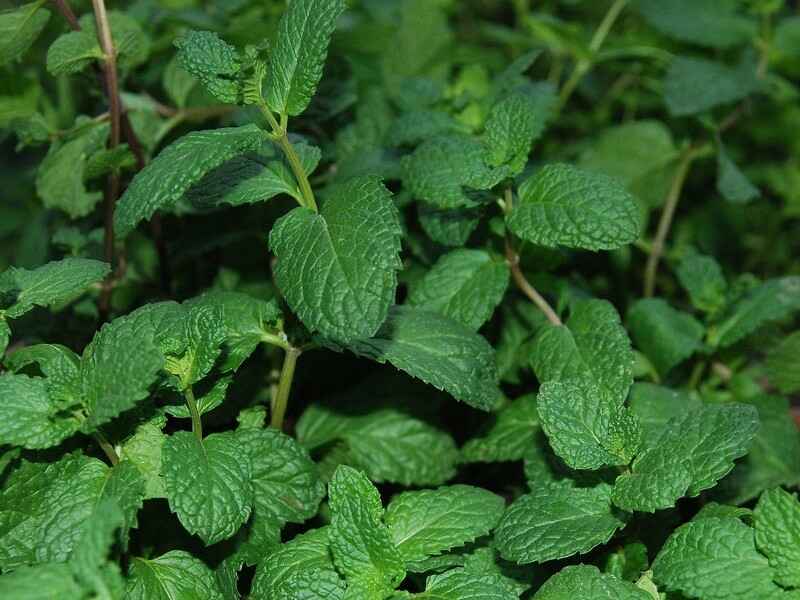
top-left (114, 125), bottom-right (263, 238)
top-left (126, 550), bottom-right (225, 599)
top-left (534, 565), bottom-right (650, 600)
top-left (408, 249), bottom-right (510, 330)
top-left (0, 258), bottom-right (109, 318)
top-left (537, 376), bottom-right (641, 470)
top-left (174, 30), bottom-right (241, 104)
top-left (331, 306), bottom-right (501, 411)
top-left (765, 331), bottom-right (800, 394)
top-left (675, 253), bottom-right (727, 314)
top-left (164, 304), bottom-right (226, 389)
top-left (0, 2), bottom-right (51, 66)
top-left (266, 0), bottom-right (346, 116)
top-left (506, 164), bottom-right (640, 251)
top-left (531, 299), bottom-right (634, 403)
top-left (46, 30), bottom-right (103, 76)
top-left (627, 298), bottom-right (705, 375)
top-left (119, 413), bottom-right (168, 499)
top-left (422, 567), bottom-right (520, 600)
top-left (612, 402), bottom-right (759, 512)
top-left (652, 517), bottom-right (782, 599)
top-left (384, 485), bottom-right (505, 564)
top-left (418, 204), bottom-right (482, 247)
top-left (461, 393), bottom-right (539, 463)
top-left (270, 175), bottom-right (402, 343)
top-left (754, 487), bottom-right (800, 588)
top-left (162, 431), bottom-right (252, 545)
top-left (717, 146), bottom-right (760, 204)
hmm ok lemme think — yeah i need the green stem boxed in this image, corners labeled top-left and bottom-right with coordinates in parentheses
top-left (94, 431), bottom-right (119, 465)
top-left (261, 331), bottom-right (291, 350)
top-left (270, 346), bottom-right (301, 431)
top-left (257, 102), bottom-right (317, 212)
top-left (558, 0), bottom-right (628, 108)
top-left (687, 361), bottom-right (706, 390)
top-left (184, 387), bottom-right (203, 441)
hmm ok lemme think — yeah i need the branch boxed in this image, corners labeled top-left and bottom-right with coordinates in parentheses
top-left (505, 242), bottom-right (562, 326)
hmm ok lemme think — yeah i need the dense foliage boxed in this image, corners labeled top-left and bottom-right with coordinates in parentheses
top-left (1, 0), bottom-right (799, 598)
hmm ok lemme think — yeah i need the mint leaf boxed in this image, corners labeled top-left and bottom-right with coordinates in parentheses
top-left (633, 0), bottom-right (756, 48)
top-left (265, 0), bottom-right (346, 116)
top-left (422, 567), bottom-right (520, 600)
top-left (537, 376), bottom-right (641, 470)
top-left (531, 299), bottom-right (633, 402)
top-left (766, 332), bottom-right (800, 394)
top-left (675, 253), bottom-right (728, 314)
top-left (0, 373), bottom-right (80, 449)
top-left (613, 402), bottom-right (759, 512)
top-left (46, 30), bottom-right (103, 76)
top-left (408, 249), bottom-right (510, 330)
top-left (127, 550), bottom-right (225, 599)
top-left (418, 204), bottom-right (482, 247)
top-left (0, 319), bottom-right (8, 356)
top-left (162, 431), bottom-right (252, 545)
top-left (627, 298), bottom-right (705, 375)
top-left (627, 383), bottom-right (699, 443)
top-left (163, 304), bottom-right (226, 389)
top-left (270, 175), bottom-right (402, 343)
top-left (0, 563), bottom-right (81, 599)
top-left (506, 164), bottom-right (640, 251)
top-left (328, 465), bottom-right (405, 593)
top-left (174, 30), bottom-right (241, 104)
top-left (534, 565), bottom-right (650, 600)
top-left (297, 404), bottom-right (459, 486)
top-left (708, 277), bottom-right (800, 348)
top-left (69, 499), bottom-right (126, 597)
top-left (652, 517), bottom-right (782, 599)
top-left (97, 461), bottom-right (145, 550)
top-left (0, 258), bottom-right (109, 318)
top-left (496, 483), bottom-right (626, 565)
top-left (0, 2), bottom-right (50, 66)
top-left (461, 393), bottom-right (539, 463)
top-left (663, 55), bottom-right (760, 117)
top-left (717, 145), bottom-right (760, 204)
top-left (385, 485), bottom-right (505, 564)
top-left (119, 413), bottom-right (167, 499)
top-left (115, 125), bottom-right (263, 238)
top-left (334, 306), bottom-right (501, 411)
top-left (754, 487), bottom-right (800, 588)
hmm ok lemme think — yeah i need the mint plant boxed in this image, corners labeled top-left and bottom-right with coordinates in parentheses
top-left (0, 0), bottom-right (799, 598)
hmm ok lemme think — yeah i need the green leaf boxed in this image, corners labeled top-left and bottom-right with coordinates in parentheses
top-left (126, 550), bottom-right (225, 599)
top-left (421, 567), bottom-right (519, 600)
top-left (119, 413), bottom-right (168, 499)
top-left (717, 146), bottom-right (760, 204)
top-left (0, 453), bottom-right (109, 569)
top-left (418, 204), bottom-right (482, 247)
top-left (164, 304), bottom-right (226, 388)
top-left (612, 402), bottom-right (760, 512)
top-left (162, 431), bottom-right (252, 545)
top-left (0, 319), bottom-right (8, 356)
top-left (408, 249), bottom-right (510, 330)
top-left (46, 30), bottom-right (103, 76)
top-left (627, 298), bottom-right (705, 375)
top-left (714, 395), bottom-right (800, 505)
top-left (174, 30), bottom-right (241, 104)
top-left (708, 277), bottom-right (800, 348)
top-left (269, 175), bottom-right (402, 343)
top-left (266, 0), bottom-right (346, 116)
top-left (329, 466), bottom-right (405, 593)
top-left (534, 565), bottom-right (650, 600)
top-left (388, 110), bottom-right (466, 147)
top-left (0, 373), bottom-right (80, 449)
top-left (663, 55), bottom-right (760, 117)
top-left (77, 11), bottom-right (149, 70)
top-left (484, 86), bottom-right (556, 175)
top-left (80, 312), bottom-right (164, 430)
top-left (297, 403), bottom-right (459, 486)
top-left (0, 2), bottom-right (51, 66)
top-left (385, 485), bottom-right (505, 564)
top-left (627, 383), bottom-right (699, 443)
top-left (633, 0), bottom-right (756, 48)
top-left (0, 563), bottom-right (81, 600)
top-left (531, 299), bottom-right (633, 402)
top-left (675, 253), bottom-right (728, 314)
top-left (332, 306), bottom-right (501, 411)
top-left (506, 164), bottom-right (640, 251)
top-left (0, 258), bottom-right (109, 318)
top-left (461, 393), bottom-right (539, 463)
top-left (495, 483), bottom-right (626, 565)
top-left (765, 331), bottom-right (800, 394)
top-left (401, 134), bottom-right (510, 209)
top-left (69, 499), bottom-right (126, 597)
top-left (537, 376), bottom-right (641, 470)
top-left (754, 487), bottom-right (800, 588)
top-left (652, 517), bottom-right (782, 599)
top-left (114, 125), bottom-right (263, 238)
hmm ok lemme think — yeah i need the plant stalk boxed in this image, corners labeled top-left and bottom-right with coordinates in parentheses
top-left (270, 346), bottom-right (301, 431)
top-left (94, 431), bottom-right (119, 465)
top-left (184, 387), bottom-right (203, 441)
top-left (643, 149), bottom-right (694, 297)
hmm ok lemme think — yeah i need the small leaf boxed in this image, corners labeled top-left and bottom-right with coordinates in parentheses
top-left (534, 565), bottom-right (650, 600)
top-left (174, 30), bottom-right (241, 104)
top-left (270, 175), bottom-right (401, 343)
top-left (408, 249), bottom-right (510, 330)
top-left (162, 431), bottom-right (252, 545)
top-left (717, 146), bottom-right (760, 204)
top-left (418, 204), bottom-right (482, 247)
top-left (126, 550), bottom-right (225, 599)
top-left (422, 567), bottom-right (520, 600)
top-left (385, 485), bottom-right (505, 564)
top-left (765, 331), bottom-right (800, 394)
top-left (46, 30), bottom-right (103, 75)
top-left (754, 487), bottom-right (800, 588)
top-left (461, 393), bottom-right (540, 463)
top-left (114, 125), bottom-right (263, 238)
top-left (0, 2), bottom-right (51, 66)
top-left (119, 413), bottom-right (168, 499)
top-left (506, 164), bottom-right (640, 251)
top-left (675, 253), bottom-right (727, 314)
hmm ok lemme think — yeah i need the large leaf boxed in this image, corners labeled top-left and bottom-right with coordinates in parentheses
top-left (754, 487), bottom-right (800, 588)
top-left (534, 565), bottom-right (650, 600)
top-left (126, 550), bottom-right (225, 599)
top-left (0, 2), bottom-right (51, 66)
top-left (269, 175), bottom-right (402, 343)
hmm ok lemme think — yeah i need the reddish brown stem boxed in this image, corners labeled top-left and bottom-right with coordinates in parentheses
top-left (505, 242), bottom-right (562, 326)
